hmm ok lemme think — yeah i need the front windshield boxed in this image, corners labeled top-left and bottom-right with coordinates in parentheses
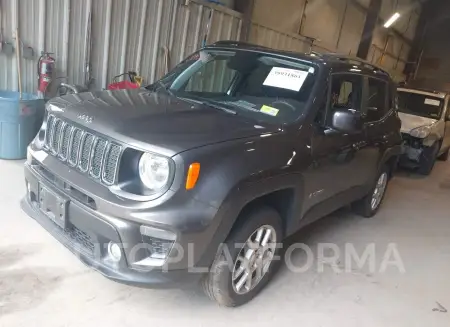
top-left (398, 91), bottom-right (444, 119)
top-left (147, 49), bottom-right (318, 124)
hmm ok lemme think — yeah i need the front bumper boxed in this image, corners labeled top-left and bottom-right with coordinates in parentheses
top-left (399, 133), bottom-right (424, 167)
top-left (21, 156), bottom-right (220, 288)
top-left (21, 196), bottom-right (201, 288)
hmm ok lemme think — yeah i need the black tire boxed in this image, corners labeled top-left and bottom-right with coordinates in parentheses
top-left (202, 206), bottom-right (283, 307)
top-left (352, 165), bottom-right (390, 218)
top-left (438, 147), bottom-right (449, 161)
top-left (418, 143), bottom-right (439, 175)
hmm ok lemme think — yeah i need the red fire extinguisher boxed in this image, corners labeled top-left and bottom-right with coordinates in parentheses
top-left (37, 52), bottom-right (55, 98)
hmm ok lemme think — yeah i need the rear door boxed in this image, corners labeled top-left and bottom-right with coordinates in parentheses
top-left (361, 76), bottom-right (392, 184)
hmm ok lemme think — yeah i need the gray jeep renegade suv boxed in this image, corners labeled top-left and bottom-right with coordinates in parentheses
top-left (22, 41), bottom-right (402, 306)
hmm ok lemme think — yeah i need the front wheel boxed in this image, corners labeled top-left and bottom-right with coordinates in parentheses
top-left (352, 165), bottom-right (390, 218)
top-left (202, 207), bottom-right (282, 307)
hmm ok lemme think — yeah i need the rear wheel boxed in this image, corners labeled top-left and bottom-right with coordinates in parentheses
top-left (418, 143), bottom-right (439, 175)
top-left (352, 165), bottom-right (390, 218)
top-left (203, 207), bottom-right (282, 307)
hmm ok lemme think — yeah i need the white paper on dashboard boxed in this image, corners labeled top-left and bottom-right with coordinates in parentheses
top-left (424, 98), bottom-right (441, 106)
top-left (263, 67), bottom-right (309, 92)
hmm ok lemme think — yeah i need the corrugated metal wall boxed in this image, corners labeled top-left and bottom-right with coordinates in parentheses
top-left (251, 0), bottom-right (420, 81)
top-left (0, 0), bottom-right (419, 94)
top-left (249, 0), bottom-right (367, 56)
top-left (0, 0), bottom-right (242, 94)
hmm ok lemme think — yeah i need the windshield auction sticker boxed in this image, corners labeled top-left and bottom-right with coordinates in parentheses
top-left (424, 98), bottom-right (441, 106)
top-left (260, 105), bottom-right (279, 116)
top-left (263, 67), bottom-right (309, 91)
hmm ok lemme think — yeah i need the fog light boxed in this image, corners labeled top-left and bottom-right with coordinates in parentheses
top-left (27, 182), bottom-right (31, 194)
top-left (107, 242), bottom-right (122, 262)
top-left (139, 225), bottom-right (176, 260)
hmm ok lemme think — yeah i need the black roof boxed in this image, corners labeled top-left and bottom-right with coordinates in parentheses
top-left (207, 40), bottom-right (391, 79)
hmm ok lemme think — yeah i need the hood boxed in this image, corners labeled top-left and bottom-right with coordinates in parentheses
top-left (47, 89), bottom-right (277, 157)
top-left (397, 112), bottom-right (437, 134)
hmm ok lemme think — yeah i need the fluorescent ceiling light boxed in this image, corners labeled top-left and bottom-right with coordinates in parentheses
top-left (384, 13), bottom-right (400, 28)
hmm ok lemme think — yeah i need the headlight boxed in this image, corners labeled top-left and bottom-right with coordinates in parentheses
top-left (34, 119), bottom-right (47, 149)
top-left (138, 153), bottom-right (172, 191)
top-left (410, 125), bottom-right (432, 138)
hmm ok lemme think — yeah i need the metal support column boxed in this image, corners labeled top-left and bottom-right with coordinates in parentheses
top-left (356, 0), bottom-right (382, 59)
top-left (404, 0), bottom-right (437, 79)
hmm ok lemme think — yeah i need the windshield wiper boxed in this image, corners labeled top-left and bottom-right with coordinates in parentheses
top-left (180, 97), bottom-right (238, 115)
top-left (199, 100), bottom-right (238, 115)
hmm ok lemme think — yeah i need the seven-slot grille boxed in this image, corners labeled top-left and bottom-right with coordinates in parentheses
top-left (45, 115), bottom-right (122, 185)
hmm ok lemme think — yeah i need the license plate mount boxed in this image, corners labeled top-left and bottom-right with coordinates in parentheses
top-left (38, 183), bottom-right (68, 229)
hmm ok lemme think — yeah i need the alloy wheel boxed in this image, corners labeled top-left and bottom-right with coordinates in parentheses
top-left (371, 172), bottom-right (388, 210)
top-left (232, 225), bottom-right (277, 295)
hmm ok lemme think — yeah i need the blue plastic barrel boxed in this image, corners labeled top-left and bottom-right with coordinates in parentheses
top-left (0, 91), bottom-right (45, 159)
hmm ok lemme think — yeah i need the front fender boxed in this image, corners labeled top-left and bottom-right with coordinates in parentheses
top-left (378, 144), bottom-right (402, 173)
top-left (195, 172), bottom-right (304, 268)
top-left (174, 132), bottom-right (310, 268)
top-left (423, 121), bottom-right (444, 147)
top-left (423, 132), bottom-right (442, 147)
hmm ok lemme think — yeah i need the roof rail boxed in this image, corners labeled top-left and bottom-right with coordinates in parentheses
top-left (309, 51), bottom-right (323, 57)
top-left (322, 53), bottom-right (389, 75)
top-left (211, 40), bottom-right (271, 49)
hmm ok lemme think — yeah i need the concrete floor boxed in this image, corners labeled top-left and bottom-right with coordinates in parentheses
top-left (1, 159), bottom-right (450, 327)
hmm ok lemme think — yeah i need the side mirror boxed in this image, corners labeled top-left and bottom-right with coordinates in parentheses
top-left (331, 109), bottom-right (362, 134)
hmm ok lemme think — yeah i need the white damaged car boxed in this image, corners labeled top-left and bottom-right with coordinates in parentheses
top-left (398, 88), bottom-right (450, 175)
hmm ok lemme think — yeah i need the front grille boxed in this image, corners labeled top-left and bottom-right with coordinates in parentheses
top-left (59, 124), bottom-right (72, 160)
top-left (45, 115), bottom-right (122, 185)
top-left (103, 144), bottom-right (121, 185)
top-left (69, 129), bottom-right (83, 166)
top-left (90, 139), bottom-right (107, 179)
top-left (79, 133), bottom-right (95, 172)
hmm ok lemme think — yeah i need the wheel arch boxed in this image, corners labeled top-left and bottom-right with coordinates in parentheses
top-left (230, 188), bottom-right (297, 238)
top-left (378, 145), bottom-right (401, 178)
top-left (196, 174), bottom-right (303, 268)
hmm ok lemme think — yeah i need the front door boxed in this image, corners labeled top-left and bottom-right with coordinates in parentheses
top-left (301, 73), bottom-right (366, 220)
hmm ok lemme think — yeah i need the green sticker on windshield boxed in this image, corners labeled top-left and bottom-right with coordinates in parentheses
top-left (260, 105), bottom-right (279, 116)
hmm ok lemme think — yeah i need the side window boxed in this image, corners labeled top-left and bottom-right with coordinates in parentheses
top-left (338, 81), bottom-right (353, 105)
top-left (394, 90), bottom-right (399, 111)
top-left (330, 74), bottom-right (362, 111)
top-left (388, 85), bottom-right (397, 110)
top-left (366, 78), bottom-right (388, 121)
top-left (327, 74), bottom-right (363, 126)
